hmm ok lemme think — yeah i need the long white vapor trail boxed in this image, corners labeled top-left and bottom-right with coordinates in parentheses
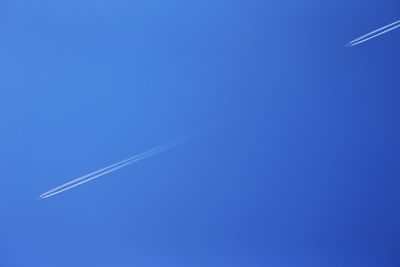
top-left (346, 20), bottom-right (400, 47)
top-left (39, 131), bottom-right (206, 199)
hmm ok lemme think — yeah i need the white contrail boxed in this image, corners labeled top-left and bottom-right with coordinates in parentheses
top-left (39, 130), bottom-right (206, 199)
top-left (346, 19), bottom-right (400, 47)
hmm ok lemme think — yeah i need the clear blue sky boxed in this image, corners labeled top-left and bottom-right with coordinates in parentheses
top-left (1, 0), bottom-right (400, 266)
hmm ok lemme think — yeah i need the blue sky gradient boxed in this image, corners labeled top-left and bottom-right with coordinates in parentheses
top-left (1, 1), bottom-right (400, 266)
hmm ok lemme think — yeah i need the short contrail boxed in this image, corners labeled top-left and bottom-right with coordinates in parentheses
top-left (39, 130), bottom-right (206, 199)
top-left (346, 19), bottom-right (400, 47)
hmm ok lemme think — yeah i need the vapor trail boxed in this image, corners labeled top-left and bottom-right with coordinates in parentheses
top-left (346, 20), bottom-right (400, 47)
top-left (39, 130), bottom-right (206, 199)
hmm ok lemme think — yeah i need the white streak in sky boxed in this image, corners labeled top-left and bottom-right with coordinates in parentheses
top-left (39, 130), bottom-right (206, 199)
top-left (346, 20), bottom-right (400, 47)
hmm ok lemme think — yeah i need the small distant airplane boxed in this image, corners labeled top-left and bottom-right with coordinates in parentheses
top-left (39, 130), bottom-right (207, 199)
top-left (346, 19), bottom-right (400, 47)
